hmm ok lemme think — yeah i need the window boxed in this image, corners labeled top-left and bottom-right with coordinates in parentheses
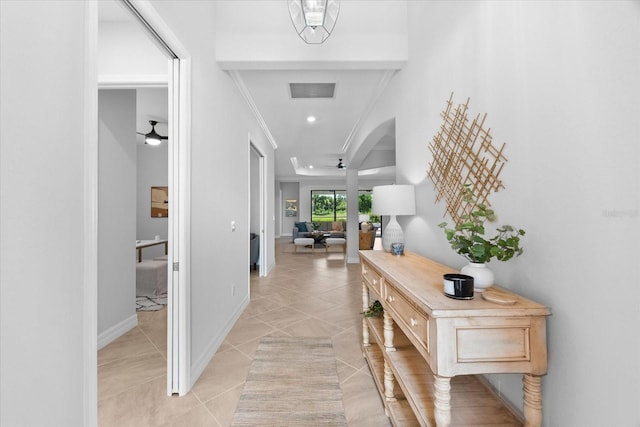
top-left (311, 190), bottom-right (346, 223)
top-left (310, 190), bottom-right (380, 223)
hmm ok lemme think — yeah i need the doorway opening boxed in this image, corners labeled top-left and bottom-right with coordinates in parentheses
top-left (96, 0), bottom-right (191, 398)
top-left (250, 141), bottom-right (267, 278)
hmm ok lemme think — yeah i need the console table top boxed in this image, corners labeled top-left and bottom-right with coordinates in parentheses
top-left (359, 250), bottom-right (551, 318)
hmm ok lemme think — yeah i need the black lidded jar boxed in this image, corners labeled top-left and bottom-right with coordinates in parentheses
top-left (443, 273), bottom-right (474, 300)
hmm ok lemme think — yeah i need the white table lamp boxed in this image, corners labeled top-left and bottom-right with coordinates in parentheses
top-left (372, 185), bottom-right (416, 252)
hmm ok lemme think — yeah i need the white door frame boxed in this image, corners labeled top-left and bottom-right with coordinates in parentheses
top-left (88, 0), bottom-right (192, 410)
top-left (249, 139), bottom-right (268, 278)
top-left (167, 54), bottom-right (192, 396)
top-left (119, 0), bottom-right (192, 397)
top-left (83, 3), bottom-right (99, 425)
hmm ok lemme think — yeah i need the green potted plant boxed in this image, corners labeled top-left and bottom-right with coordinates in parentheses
top-left (438, 185), bottom-right (525, 291)
top-left (362, 300), bottom-right (383, 317)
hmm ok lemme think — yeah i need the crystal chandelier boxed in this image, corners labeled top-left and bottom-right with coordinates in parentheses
top-left (288, 0), bottom-right (340, 44)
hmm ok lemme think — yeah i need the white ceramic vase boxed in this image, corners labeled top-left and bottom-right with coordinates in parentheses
top-left (461, 262), bottom-right (494, 292)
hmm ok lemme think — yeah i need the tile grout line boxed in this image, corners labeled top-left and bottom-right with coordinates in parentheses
top-left (137, 320), bottom-right (167, 361)
top-left (99, 238), bottom-right (389, 426)
top-left (190, 388), bottom-right (225, 427)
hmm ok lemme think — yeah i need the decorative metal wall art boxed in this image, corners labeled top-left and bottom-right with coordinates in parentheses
top-left (428, 93), bottom-right (507, 224)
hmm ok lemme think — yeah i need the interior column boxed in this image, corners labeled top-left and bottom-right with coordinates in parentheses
top-left (346, 168), bottom-right (359, 263)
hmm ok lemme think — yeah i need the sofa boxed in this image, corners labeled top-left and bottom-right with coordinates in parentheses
top-left (292, 221), bottom-right (346, 241)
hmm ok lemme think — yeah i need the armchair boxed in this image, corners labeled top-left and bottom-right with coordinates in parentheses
top-left (250, 233), bottom-right (259, 270)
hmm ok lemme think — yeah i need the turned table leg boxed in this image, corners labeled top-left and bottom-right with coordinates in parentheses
top-left (383, 360), bottom-right (397, 402)
top-left (361, 282), bottom-right (370, 346)
top-left (434, 375), bottom-right (451, 427)
top-left (523, 374), bottom-right (543, 427)
top-left (383, 310), bottom-right (396, 352)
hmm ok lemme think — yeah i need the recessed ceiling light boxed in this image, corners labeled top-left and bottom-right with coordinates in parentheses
top-left (307, 116), bottom-right (316, 123)
top-left (309, 165), bottom-right (314, 169)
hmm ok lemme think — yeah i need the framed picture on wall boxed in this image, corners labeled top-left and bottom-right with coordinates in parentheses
top-left (285, 199), bottom-right (297, 217)
top-left (151, 186), bottom-right (168, 218)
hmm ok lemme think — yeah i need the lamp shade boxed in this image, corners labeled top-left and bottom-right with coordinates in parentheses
top-left (372, 185), bottom-right (416, 216)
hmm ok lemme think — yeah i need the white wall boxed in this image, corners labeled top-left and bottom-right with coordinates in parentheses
top-left (362, 2), bottom-right (639, 425)
top-left (99, 20), bottom-right (167, 82)
top-left (149, 0), bottom-right (275, 386)
top-left (360, 149), bottom-right (395, 170)
top-left (98, 90), bottom-right (138, 339)
top-left (0, 2), bottom-right (88, 425)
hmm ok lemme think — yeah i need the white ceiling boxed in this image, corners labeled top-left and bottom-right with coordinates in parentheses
top-left (237, 69), bottom-right (395, 180)
top-left (99, 1), bottom-right (398, 180)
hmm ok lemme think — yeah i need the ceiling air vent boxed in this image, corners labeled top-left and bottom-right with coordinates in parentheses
top-left (289, 83), bottom-right (336, 99)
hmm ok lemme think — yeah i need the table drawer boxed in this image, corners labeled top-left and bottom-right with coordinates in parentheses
top-left (362, 261), bottom-right (383, 295)
top-left (385, 285), bottom-right (430, 352)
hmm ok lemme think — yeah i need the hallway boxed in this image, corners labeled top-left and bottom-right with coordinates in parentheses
top-left (98, 238), bottom-right (390, 426)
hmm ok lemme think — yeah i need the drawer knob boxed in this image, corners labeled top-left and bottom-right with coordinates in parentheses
top-left (373, 278), bottom-right (378, 285)
top-left (387, 295), bottom-right (395, 303)
top-left (410, 318), bottom-right (418, 327)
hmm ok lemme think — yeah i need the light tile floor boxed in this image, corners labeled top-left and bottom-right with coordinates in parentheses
top-left (98, 238), bottom-right (390, 426)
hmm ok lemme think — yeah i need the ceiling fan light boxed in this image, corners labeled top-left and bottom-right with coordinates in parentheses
top-left (145, 136), bottom-right (162, 146)
top-left (143, 120), bottom-right (165, 145)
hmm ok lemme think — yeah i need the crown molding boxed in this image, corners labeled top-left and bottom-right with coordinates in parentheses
top-left (341, 69), bottom-right (396, 154)
top-left (228, 70), bottom-right (278, 150)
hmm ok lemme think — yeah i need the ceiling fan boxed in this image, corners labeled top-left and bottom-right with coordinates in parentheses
top-left (137, 120), bottom-right (168, 146)
top-left (336, 158), bottom-right (345, 169)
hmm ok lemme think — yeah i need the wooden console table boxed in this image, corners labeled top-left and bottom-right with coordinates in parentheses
top-left (359, 250), bottom-right (550, 426)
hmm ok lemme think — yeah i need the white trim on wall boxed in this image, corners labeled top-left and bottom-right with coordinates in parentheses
top-left (83, 2), bottom-right (99, 425)
top-left (97, 315), bottom-right (138, 350)
top-left (190, 297), bottom-right (249, 386)
top-left (171, 56), bottom-right (192, 396)
top-left (123, 0), bottom-right (192, 396)
top-left (341, 70), bottom-right (396, 153)
top-left (249, 138), bottom-right (268, 278)
top-left (229, 71), bottom-right (278, 150)
top-left (98, 74), bottom-right (168, 88)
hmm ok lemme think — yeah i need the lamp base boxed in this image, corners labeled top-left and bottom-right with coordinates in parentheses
top-left (382, 215), bottom-right (404, 252)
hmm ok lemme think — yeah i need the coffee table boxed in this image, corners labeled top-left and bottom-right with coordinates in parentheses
top-left (306, 231), bottom-right (331, 246)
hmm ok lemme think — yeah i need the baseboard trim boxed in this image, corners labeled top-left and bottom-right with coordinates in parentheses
top-left (97, 314), bottom-right (138, 350)
top-left (190, 296), bottom-right (249, 386)
top-left (476, 374), bottom-right (525, 424)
